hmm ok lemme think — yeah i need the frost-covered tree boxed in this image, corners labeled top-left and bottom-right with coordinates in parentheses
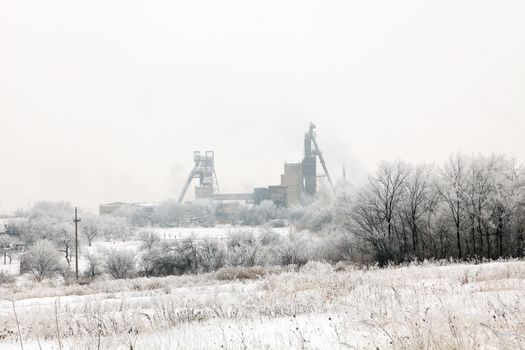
top-left (187, 200), bottom-right (217, 227)
top-left (307, 153), bottom-right (525, 263)
top-left (99, 216), bottom-right (129, 242)
top-left (152, 199), bottom-right (187, 226)
top-left (28, 201), bottom-right (72, 221)
top-left (15, 201), bottom-right (77, 265)
top-left (436, 154), bottom-right (470, 258)
top-left (83, 251), bottom-right (102, 278)
top-left (80, 215), bottom-right (100, 246)
top-left (21, 240), bottom-right (63, 281)
top-left (486, 156), bottom-right (524, 257)
top-left (54, 223), bottom-right (75, 266)
top-left (399, 164), bottom-right (436, 259)
top-left (352, 161), bottom-right (410, 264)
top-left (463, 155), bottom-right (498, 257)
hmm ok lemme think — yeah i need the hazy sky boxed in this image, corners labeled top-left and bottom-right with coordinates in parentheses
top-left (1, 1), bottom-right (524, 213)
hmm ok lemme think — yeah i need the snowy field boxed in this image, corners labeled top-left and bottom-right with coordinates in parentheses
top-left (87, 226), bottom-right (292, 252)
top-left (145, 225), bottom-right (292, 240)
top-left (1, 260), bottom-right (524, 349)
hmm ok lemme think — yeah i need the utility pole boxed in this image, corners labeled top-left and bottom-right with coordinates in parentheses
top-left (74, 207), bottom-right (81, 279)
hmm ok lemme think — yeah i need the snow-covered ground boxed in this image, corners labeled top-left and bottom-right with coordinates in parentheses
top-left (1, 260), bottom-right (524, 349)
top-left (0, 259), bottom-right (19, 275)
top-left (145, 225), bottom-right (292, 240)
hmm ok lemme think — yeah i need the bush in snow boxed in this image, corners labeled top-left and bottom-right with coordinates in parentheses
top-left (83, 251), bottom-right (103, 278)
top-left (226, 230), bottom-right (259, 267)
top-left (103, 249), bottom-right (137, 279)
top-left (141, 238), bottom-right (225, 276)
top-left (21, 239), bottom-right (64, 281)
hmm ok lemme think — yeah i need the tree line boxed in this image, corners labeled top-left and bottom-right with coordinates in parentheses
top-left (328, 154), bottom-right (525, 265)
top-left (2, 153), bottom-right (524, 283)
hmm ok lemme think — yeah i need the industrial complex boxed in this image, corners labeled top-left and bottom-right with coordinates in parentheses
top-left (99, 123), bottom-right (333, 215)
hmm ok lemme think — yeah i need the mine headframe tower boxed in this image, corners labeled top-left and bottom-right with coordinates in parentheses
top-left (302, 123), bottom-right (334, 195)
top-left (177, 151), bottom-right (220, 203)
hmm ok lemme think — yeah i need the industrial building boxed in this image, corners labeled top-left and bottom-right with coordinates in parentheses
top-left (177, 123), bottom-right (333, 208)
top-left (99, 123), bottom-right (333, 215)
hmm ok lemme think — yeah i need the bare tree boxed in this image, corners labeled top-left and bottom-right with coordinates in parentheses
top-left (55, 224), bottom-right (75, 266)
top-left (436, 154), bottom-right (470, 258)
top-left (152, 199), bottom-right (187, 226)
top-left (488, 157), bottom-right (523, 257)
top-left (352, 161), bottom-right (410, 264)
top-left (400, 164), bottom-right (435, 259)
top-left (81, 216), bottom-right (99, 246)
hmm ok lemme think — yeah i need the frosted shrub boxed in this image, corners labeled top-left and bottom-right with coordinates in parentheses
top-left (301, 228), bottom-right (362, 264)
top-left (254, 229), bottom-right (287, 266)
top-left (226, 230), bottom-right (258, 267)
top-left (300, 261), bottom-right (334, 274)
top-left (103, 249), bottom-right (137, 279)
top-left (197, 239), bottom-right (225, 272)
top-left (215, 266), bottom-right (266, 280)
top-left (295, 192), bottom-right (334, 232)
top-left (141, 239), bottom-right (200, 276)
top-left (281, 230), bottom-right (316, 265)
top-left (20, 239), bottom-right (63, 281)
top-left (83, 251), bottom-right (102, 278)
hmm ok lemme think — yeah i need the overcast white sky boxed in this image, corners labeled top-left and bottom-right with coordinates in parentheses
top-left (1, 1), bottom-right (524, 213)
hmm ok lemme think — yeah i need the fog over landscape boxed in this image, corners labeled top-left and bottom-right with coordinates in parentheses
top-left (1, 2), bottom-right (525, 349)
top-left (1, 0), bottom-right (525, 212)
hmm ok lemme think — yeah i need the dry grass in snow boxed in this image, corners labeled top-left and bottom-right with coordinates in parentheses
top-left (1, 260), bottom-right (524, 349)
